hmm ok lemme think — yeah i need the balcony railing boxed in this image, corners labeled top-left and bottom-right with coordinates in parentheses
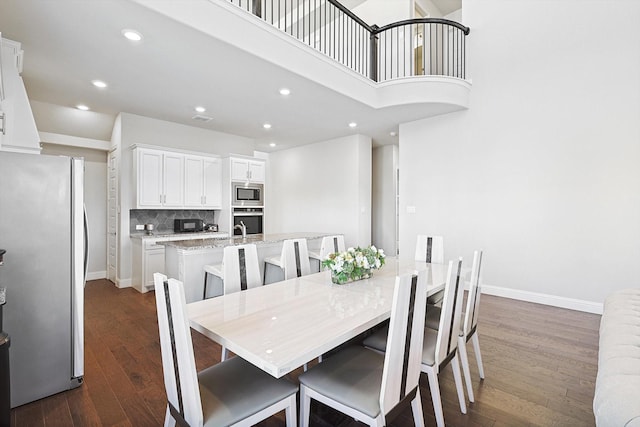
top-left (227, 0), bottom-right (470, 82)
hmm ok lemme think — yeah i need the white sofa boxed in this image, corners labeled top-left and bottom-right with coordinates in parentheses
top-left (593, 288), bottom-right (640, 426)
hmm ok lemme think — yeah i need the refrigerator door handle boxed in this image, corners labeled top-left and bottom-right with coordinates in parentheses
top-left (83, 205), bottom-right (88, 285)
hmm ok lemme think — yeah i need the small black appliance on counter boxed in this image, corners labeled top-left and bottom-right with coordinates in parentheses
top-left (174, 218), bottom-right (204, 233)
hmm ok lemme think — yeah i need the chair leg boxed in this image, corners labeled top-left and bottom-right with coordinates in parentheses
top-left (457, 335), bottom-right (475, 402)
top-left (451, 354), bottom-right (467, 414)
top-left (284, 394), bottom-right (297, 427)
top-left (164, 405), bottom-right (176, 427)
top-left (425, 368), bottom-right (445, 427)
top-left (471, 332), bottom-right (485, 379)
top-left (300, 385), bottom-right (312, 427)
top-left (411, 388), bottom-right (426, 427)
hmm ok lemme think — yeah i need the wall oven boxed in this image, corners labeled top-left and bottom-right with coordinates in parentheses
top-left (232, 183), bottom-right (263, 207)
top-left (232, 208), bottom-right (263, 235)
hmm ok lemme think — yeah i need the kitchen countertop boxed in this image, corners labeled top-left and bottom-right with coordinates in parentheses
top-left (130, 230), bottom-right (228, 240)
top-left (160, 232), bottom-right (333, 250)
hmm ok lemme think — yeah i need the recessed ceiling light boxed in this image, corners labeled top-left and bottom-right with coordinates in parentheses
top-left (122, 29), bottom-right (143, 42)
top-left (269, 142), bottom-right (276, 147)
top-left (263, 123), bottom-right (272, 129)
top-left (348, 122), bottom-right (357, 128)
top-left (279, 88), bottom-right (291, 96)
top-left (194, 106), bottom-right (206, 113)
top-left (92, 80), bottom-right (107, 89)
top-left (76, 104), bottom-right (89, 111)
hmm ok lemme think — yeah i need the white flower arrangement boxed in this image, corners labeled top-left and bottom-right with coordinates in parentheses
top-left (322, 245), bottom-right (386, 284)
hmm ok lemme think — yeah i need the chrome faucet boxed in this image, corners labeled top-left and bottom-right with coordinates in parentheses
top-left (234, 221), bottom-right (247, 238)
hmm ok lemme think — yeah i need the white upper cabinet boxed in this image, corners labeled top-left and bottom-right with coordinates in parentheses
top-left (135, 147), bottom-right (220, 209)
top-left (162, 153), bottom-right (184, 207)
top-left (184, 155), bottom-right (222, 208)
top-left (137, 149), bottom-right (164, 207)
top-left (202, 157), bottom-right (222, 208)
top-left (231, 157), bottom-right (265, 183)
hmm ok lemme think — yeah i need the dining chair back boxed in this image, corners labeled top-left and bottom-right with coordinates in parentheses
top-left (221, 243), bottom-right (262, 294)
top-left (309, 235), bottom-right (346, 270)
top-left (281, 238), bottom-right (311, 280)
top-left (379, 270), bottom-right (428, 418)
top-left (153, 273), bottom-right (298, 427)
top-left (463, 250), bottom-right (483, 343)
top-left (456, 250), bottom-right (485, 402)
top-left (434, 258), bottom-right (465, 367)
top-left (414, 235), bottom-right (444, 264)
top-left (299, 270), bottom-right (428, 427)
top-left (416, 235), bottom-right (445, 306)
top-left (154, 273), bottom-right (205, 427)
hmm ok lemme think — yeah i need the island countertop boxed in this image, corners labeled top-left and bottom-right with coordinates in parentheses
top-left (160, 232), bottom-right (334, 250)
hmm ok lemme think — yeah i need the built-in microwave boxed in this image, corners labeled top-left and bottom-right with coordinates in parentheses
top-left (232, 183), bottom-right (263, 206)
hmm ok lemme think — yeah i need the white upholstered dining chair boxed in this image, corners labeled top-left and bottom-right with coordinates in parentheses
top-left (425, 250), bottom-right (485, 402)
top-left (264, 238), bottom-right (311, 283)
top-left (153, 273), bottom-right (298, 427)
top-left (364, 259), bottom-right (467, 427)
top-left (202, 243), bottom-right (262, 299)
top-left (308, 235), bottom-right (345, 271)
top-left (202, 244), bottom-right (262, 361)
top-left (415, 235), bottom-right (446, 306)
top-left (298, 270), bottom-right (428, 427)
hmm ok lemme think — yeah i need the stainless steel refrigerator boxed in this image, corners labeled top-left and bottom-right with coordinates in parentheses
top-left (0, 151), bottom-right (86, 407)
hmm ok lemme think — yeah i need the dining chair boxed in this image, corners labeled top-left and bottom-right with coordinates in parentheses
top-left (264, 238), bottom-right (311, 284)
top-left (425, 250), bottom-right (485, 402)
top-left (415, 235), bottom-right (446, 306)
top-left (153, 273), bottom-right (298, 427)
top-left (298, 270), bottom-right (428, 427)
top-left (308, 234), bottom-right (345, 271)
top-left (202, 244), bottom-right (262, 361)
top-left (363, 259), bottom-right (467, 427)
top-left (202, 243), bottom-right (262, 299)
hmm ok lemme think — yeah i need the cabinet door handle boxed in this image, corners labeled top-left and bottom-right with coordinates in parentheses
top-left (0, 112), bottom-right (5, 135)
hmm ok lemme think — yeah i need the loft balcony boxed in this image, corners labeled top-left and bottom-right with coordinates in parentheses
top-left (229, 0), bottom-right (470, 83)
top-left (134, 0), bottom-right (472, 139)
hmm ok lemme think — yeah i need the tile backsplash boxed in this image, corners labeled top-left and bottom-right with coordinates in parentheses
top-left (130, 209), bottom-right (218, 233)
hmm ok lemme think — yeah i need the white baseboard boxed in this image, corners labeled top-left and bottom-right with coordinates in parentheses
top-left (482, 285), bottom-right (603, 315)
top-left (116, 278), bottom-right (132, 288)
top-left (86, 271), bottom-right (106, 281)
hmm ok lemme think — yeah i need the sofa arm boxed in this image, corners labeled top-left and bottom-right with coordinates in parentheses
top-left (593, 289), bottom-right (640, 427)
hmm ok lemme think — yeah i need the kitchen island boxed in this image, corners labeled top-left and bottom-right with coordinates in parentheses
top-left (162, 232), bottom-right (333, 303)
top-left (130, 230), bottom-right (228, 293)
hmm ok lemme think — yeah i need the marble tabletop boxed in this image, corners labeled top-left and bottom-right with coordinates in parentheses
top-left (186, 258), bottom-right (448, 378)
top-left (160, 232), bottom-right (334, 250)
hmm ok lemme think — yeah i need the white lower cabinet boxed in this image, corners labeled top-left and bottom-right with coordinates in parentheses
top-left (132, 233), bottom-right (228, 293)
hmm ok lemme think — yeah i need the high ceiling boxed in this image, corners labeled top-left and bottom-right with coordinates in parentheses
top-left (0, 0), bottom-right (462, 151)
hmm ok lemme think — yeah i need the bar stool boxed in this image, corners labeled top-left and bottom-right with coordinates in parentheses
top-left (264, 238), bottom-right (311, 284)
top-left (308, 235), bottom-right (345, 272)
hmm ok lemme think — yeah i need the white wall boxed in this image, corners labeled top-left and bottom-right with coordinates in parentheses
top-left (398, 0), bottom-right (640, 312)
top-left (30, 100), bottom-right (115, 142)
top-left (353, 0), bottom-right (412, 26)
top-left (40, 144), bottom-right (108, 280)
top-left (114, 113), bottom-right (257, 283)
top-left (372, 144), bottom-right (398, 254)
top-left (266, 134), bottom-right (372, 247)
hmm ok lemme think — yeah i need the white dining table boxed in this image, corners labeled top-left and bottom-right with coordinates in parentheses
top-left (186, 257), bottom-right (448, 378)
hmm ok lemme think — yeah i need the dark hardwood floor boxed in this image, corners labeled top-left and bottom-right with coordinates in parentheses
top-left (10, 279), bottom-right (601, 426)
